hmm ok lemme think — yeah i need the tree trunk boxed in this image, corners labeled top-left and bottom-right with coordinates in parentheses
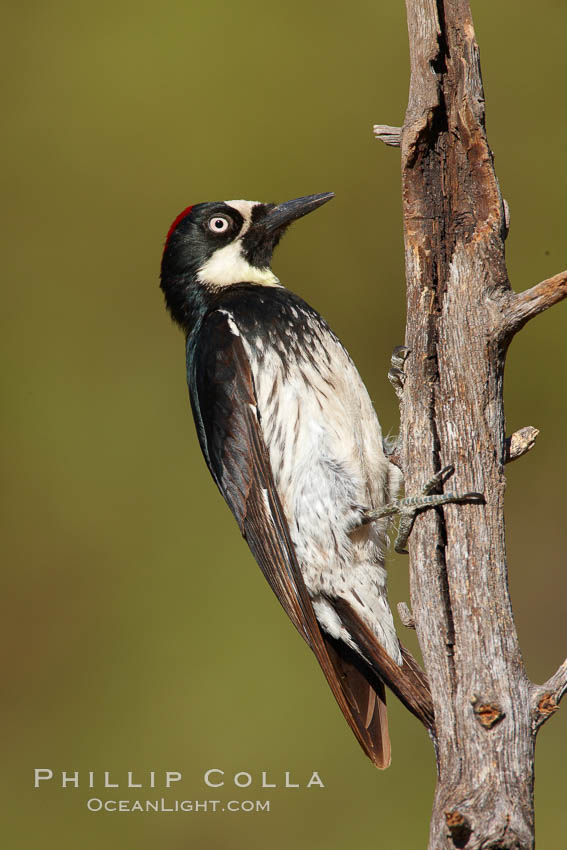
top-left (376, 1), bottom-right (567, 847)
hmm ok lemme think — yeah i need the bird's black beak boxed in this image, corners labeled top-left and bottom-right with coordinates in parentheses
top-left (264, 192), bottom-right (335, 232)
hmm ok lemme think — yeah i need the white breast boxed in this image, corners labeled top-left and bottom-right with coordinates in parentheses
top-left (242, 313), bottom-right (402, 663)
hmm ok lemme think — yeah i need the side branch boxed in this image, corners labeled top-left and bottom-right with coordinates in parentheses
top-left (532, 659), bottom-right (567, 730)
top-left (505, 426), bottom-right (539, 463)
top-left (503, 270), bottom-right (567, 337)
top-left (373, 125), bottom-right (401, 147)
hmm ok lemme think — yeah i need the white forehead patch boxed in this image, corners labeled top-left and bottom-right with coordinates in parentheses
top-left (224, 199), bottom-right (261, 237)
top-left (197, 241), bottom-right (281, 289)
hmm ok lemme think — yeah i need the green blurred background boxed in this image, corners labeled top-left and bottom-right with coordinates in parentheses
top-left (3, 1), bottom-right (565, 847)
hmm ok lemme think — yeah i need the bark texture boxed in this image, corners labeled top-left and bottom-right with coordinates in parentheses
top-left (375, 1), bottom-right (567, 847)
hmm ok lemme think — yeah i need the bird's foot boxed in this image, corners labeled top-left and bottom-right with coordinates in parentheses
top-left (362, 465), bottom-right (484, 554)
top-left (388, 345), bottom-right (410, 400)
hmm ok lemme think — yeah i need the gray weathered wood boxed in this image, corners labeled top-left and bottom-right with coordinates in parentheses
top-left (373, 125), bottom-right (402, 147)
top-left (377, 1), bottom-right (567, 847)
top-left (504, 426), bottom-right (539, 464)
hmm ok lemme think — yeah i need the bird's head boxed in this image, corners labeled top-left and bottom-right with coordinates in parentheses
top-left (160, 193), bottom-right (334, 328)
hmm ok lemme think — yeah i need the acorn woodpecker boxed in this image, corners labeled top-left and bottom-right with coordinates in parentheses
top-left (159, 194), bottom-right (478, 767)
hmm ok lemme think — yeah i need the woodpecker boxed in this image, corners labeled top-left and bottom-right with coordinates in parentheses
top-left (160, 193), bottom-right (479, 767)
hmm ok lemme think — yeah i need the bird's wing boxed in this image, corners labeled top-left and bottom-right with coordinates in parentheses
top-left (188, 308), bottom-right (390, 768)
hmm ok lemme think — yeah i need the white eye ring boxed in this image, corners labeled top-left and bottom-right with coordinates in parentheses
top-left (208, 216), bottom-right (230, 233)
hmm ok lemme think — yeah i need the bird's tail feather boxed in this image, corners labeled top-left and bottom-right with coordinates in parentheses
top-left (324, 636), bottom-right (391, 769)
top-left (332, 597), bottom-right (435, 731)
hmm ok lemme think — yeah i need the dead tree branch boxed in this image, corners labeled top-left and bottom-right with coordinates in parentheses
top-left (532, 659), bottom-right (567, 731)
top-left (504, 426), bottom-right (539, 464)
top-left (373, 125), bottom-right (402, 147)
top-left (373, 1), bottom-right (565, 847)
top-left (397, 601), bottom-right (416, 629)
top-left (502, 271), bottom-right (567, 338)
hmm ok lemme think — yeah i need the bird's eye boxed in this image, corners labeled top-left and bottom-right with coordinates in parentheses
top-left (208, 216), bottom-right (231, 233)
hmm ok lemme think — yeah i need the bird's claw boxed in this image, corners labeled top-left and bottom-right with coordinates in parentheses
top-left (362, 465), bottom-right (485, 554)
